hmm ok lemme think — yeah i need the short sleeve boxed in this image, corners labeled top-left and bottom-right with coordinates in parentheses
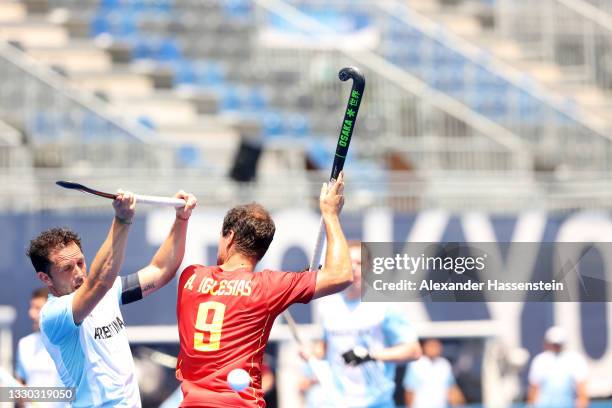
top-left (443, 359), bottom-right (456, 387)
top-left (528, 354), bottom-right (545, 385)
top-left (15, 342), bottom-right (26, 381)
top-left (262, 270), bottom-right (317, 314)
top-left (403, 362), bottom-right (418, 390)
top-left (40, 295), bottom-right (78, 345)
top-left (115, 276), bottom-right (123, 305)
top-left (382, 305), bottom-right (417, 346)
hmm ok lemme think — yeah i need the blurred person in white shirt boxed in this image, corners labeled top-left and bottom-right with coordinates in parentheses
top-left (403, 338), bottom-right (465, 408)
top-left (528, 326), bottom-right (589, 408)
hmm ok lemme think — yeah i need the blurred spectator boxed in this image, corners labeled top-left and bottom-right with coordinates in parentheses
top-left (403, 338), bottom-right (465, 408)
top-left (15, 287), bottom-right (68, 408)
top-left (527, 326), bottom-right (589, 408)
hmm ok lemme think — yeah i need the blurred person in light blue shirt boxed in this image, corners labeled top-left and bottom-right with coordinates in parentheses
top-left (528, 326), bottom-right (589, 408)
top-left (403, 338), bottom-right (465, 408)
top-left (306, 241), bottom-right (422, 408)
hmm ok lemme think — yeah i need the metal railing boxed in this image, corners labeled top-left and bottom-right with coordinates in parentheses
top-left (496, 0), bottom-right (612, 93)
top-left (252, 0), bottom-right (612, 172)
top-left (372, 0), bottom-right (612, 169)
top-left (251, 0), bottom-right (533, 174)
top-left (5, 166), bottom-right (612, 213)
top-left (582, 0), bottom-right (612, 15)
top-left (0, 43), bottom-right (156, 144)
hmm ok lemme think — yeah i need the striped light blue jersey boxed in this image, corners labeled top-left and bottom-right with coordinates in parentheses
top-left (317, 294), bottom-right (417, 408)
top-left (39, 277), bottom-right (140, 408)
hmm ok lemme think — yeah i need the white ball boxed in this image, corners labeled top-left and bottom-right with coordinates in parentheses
top-left (227, 368), bottom-right (250, 392)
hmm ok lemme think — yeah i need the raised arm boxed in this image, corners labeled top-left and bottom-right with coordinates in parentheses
top-left (72, 190), bottom-right (135, 324)
top-left (134, 191), bottom-right (197, 299)
top-left (313, 172), bottom-right (353, 299)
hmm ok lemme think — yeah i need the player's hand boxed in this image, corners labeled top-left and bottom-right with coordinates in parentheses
top-left (113, 189), bottom-right (136, 223)
top-left (342, 346), bottom-right (373, 366)
top-left (319, 171), bottom-right (345, 217)
top-left (175, 191), bottom-right (197, 220)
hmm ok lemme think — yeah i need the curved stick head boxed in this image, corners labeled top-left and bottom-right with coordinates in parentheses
top-left (56, 180), bottom-right (84, 190)
top-left (338, 66), bottom-right (365, 88)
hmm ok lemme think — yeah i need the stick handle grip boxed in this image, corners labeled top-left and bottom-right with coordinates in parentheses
top-left (309, 217), bottom-right (326, 271)
top-left (134, 194), bottom-right (186, 207)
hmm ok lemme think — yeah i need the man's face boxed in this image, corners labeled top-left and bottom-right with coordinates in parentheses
top-left (28, 297), bottom-right (46, 332)
top-left (544, 342), bottom-right (563, 353)
top-left (44, 242), bottom-right (87, 296)
top-left (423, 339), bottom-right (443, 359)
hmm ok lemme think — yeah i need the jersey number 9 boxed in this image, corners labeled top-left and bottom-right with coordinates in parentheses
top-left (194, 301), bottom-right (226, 352)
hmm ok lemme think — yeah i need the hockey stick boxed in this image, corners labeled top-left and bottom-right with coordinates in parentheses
top-left (56, 181), bottom-right (186, 207)
top-left (283, 311), bottom-right (342, 406)
top-left (308, 66), bottom-right (365, 270)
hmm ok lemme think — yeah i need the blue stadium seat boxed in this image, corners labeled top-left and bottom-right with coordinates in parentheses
top-left (173, 61), bottom-right (196, 86)
top-left (400, 48), bottom-right (422, 67)
top-left (218, 85), bottom-right (242, 111)
top-left (246, 87), bottom-right (268, 112)
top-left (126, 0), bottom-right (146, 14)
top-left (434, 71), bottom-right (465, 93)
top-left (307, 140), bottom-right (333, 169)
top-left (195, 62), bottom-right (225, 87)
top-left (177, 145), bottom-right (199, 167)
top-left (431, 42), bottom-right (452, 65)
top-left (115, 13), bottom-right (138, 38)
top-left (130, 36), bottom-right (155, 60)
top-left (516, 91), bottom-right (542, 121)
top-left (156, 38), bottom-right (181, 62)
top-left (386, 54), bottom-right (402, 66)
top-left (285, 113), bottom-right (309, 137)
top-left (31, 112), bottom-right (57, 140)
top-left (224, 0), bottom-right (252, 20)
top-left (150, 0), bottom-right (173, 13)
top-left (100, 0), bottom-right (121, 12)
top-left (90, 14), bottom-right (111, 37)
top-left (352, 12), bottom-right (371, 30)
top-left (262, 111), bottom-right (284, 138)
top-left (137, 115), bottom-right (157, 130)
top-left (83, 114), bottom-right (105, 139)
top-left (487, 99), bottom-right (508, 119)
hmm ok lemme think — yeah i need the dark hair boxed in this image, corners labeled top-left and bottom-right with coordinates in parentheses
top-left (31, 287), bottom-right (49, 299)
top-left (26, 228), bottom-right (82, 275)
top-left (222, 203), bottom-right (275, 260)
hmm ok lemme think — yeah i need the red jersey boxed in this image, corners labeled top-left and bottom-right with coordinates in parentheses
top-left (176, 265), bottom-right (317, 407)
